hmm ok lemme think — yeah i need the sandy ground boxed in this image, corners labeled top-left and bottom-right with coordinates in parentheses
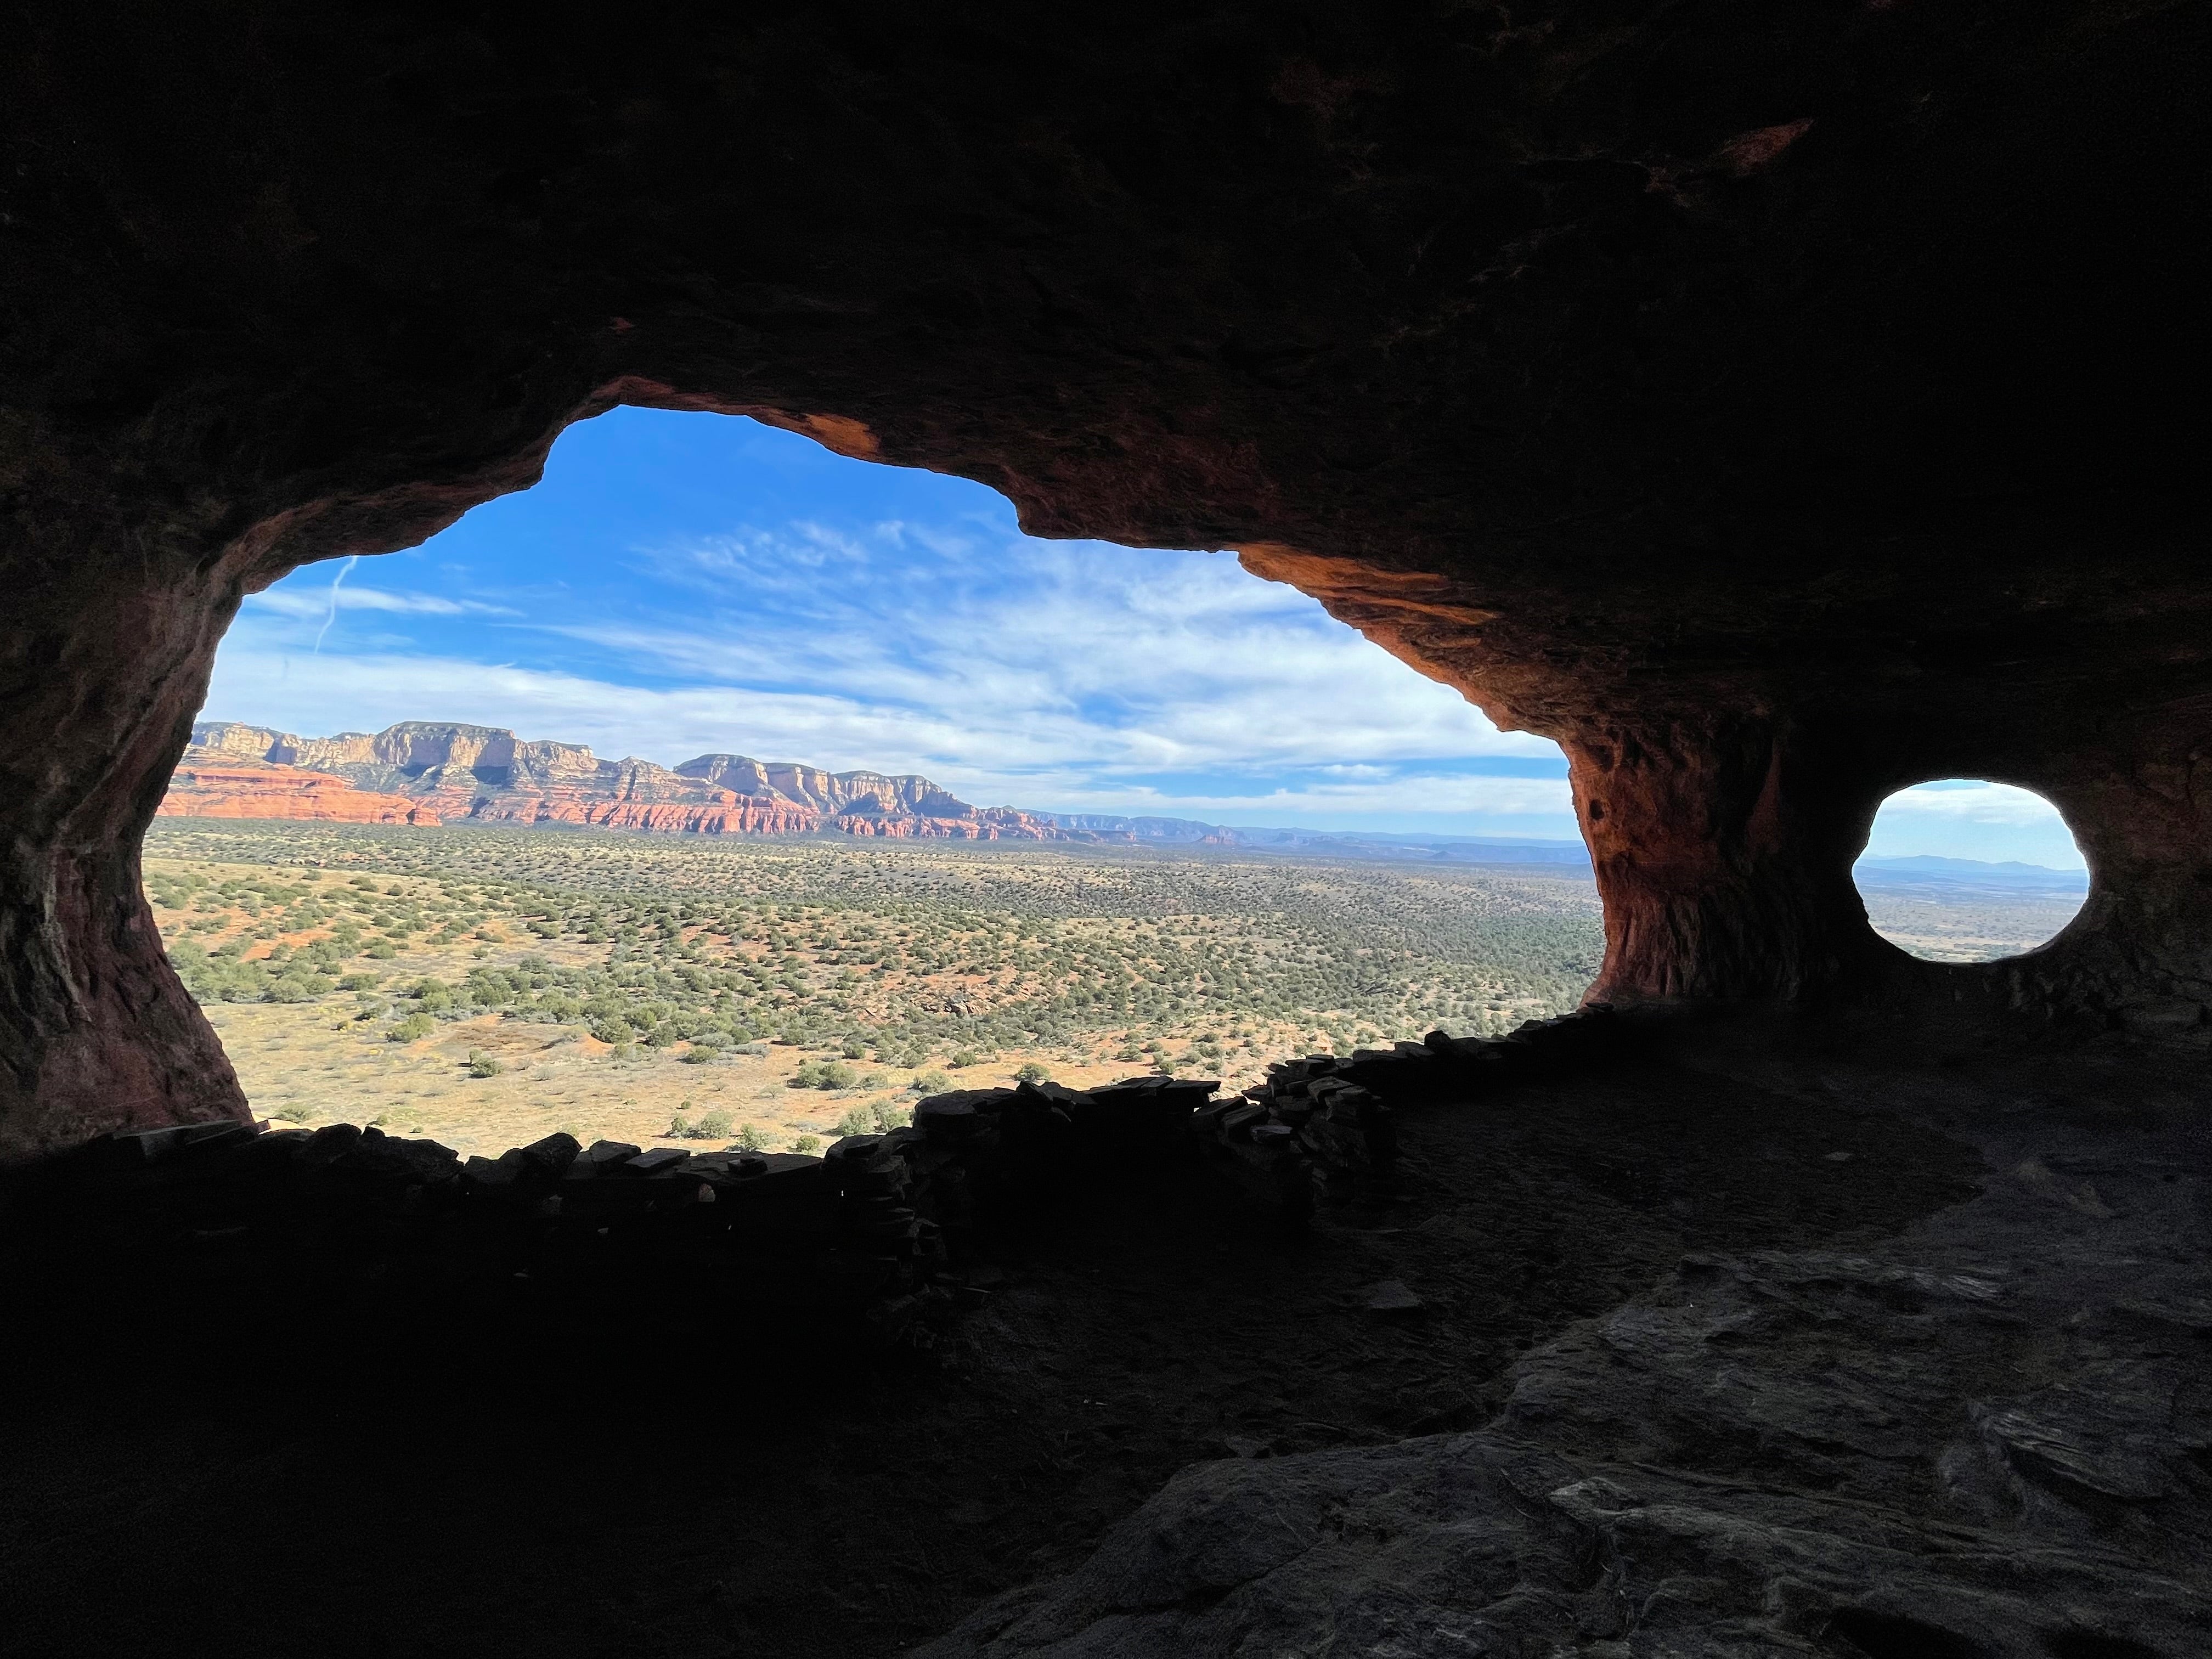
top-left (201, 990), bottom-right (1280, 1160)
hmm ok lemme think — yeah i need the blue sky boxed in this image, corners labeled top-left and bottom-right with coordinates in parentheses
top-left (206, 407), bottom-right (2084, 867)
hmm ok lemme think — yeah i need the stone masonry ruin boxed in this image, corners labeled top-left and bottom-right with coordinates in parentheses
top-left (2, 6), bottom-right (2208, 1657)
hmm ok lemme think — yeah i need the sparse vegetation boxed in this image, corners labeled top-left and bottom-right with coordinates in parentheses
top-left (140, 818), bottom-right (1621, 1158)
top-left (1859, 889), bottom-right (2085, 962)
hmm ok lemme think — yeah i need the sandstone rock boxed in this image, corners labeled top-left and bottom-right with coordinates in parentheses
top-left (171, 722), bottom-right (1081, 843)
top-left (158, 749), bottom-right (439, 826)
top-left (915, 1093), bottom-right (2212, 1658)
top-left (2, 2), bottom-right (2205, 1161)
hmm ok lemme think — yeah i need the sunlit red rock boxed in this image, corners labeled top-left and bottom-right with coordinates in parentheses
top-left (157, 752), bottom-right (441, 827)
top-left (167, 723), bottom-right (1076, 842)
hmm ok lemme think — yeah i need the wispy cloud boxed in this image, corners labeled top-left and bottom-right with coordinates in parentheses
top-left (200, 408), bottom-right (2076, 861)
top-left (1864, 780), bottom-right (2084, 868)
top-left (204, 640), bottom-right (1568, 817)
top-left (1879, 780), bottom-right (2073, 827)
top-left (511, 529), bottom-right (1551, 778)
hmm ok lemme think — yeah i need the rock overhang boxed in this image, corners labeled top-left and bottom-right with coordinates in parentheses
top-left (1, 0), bottom-right (2208, 1152)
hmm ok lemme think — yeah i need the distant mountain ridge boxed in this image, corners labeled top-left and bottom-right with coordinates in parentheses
top-left (1854, 853), bottom-right (2089, 891)
top-left (166, 722), bottom-right (2092, 882)
top-left (164, 721), bottom-right (2090, 884)
top-left (178, 721), bottom-right (1067, 841)
top-left (1048, 814), bottom-right (1594, 865)
top-left (166, 719), bottom-right (1605, 863)
top-left (183, 721), bottom-right (1526, 851)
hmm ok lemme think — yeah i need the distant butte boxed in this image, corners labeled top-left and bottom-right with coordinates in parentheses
top-left (172, 720), bottom-right (1082, 842)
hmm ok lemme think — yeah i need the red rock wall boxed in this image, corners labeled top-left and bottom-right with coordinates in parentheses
top-left (1, 559), bottom-right (251, 1161)
top-left (160, 758), bottom-right (441, 826)
top-left (452, 794), bottom-right (823, 837)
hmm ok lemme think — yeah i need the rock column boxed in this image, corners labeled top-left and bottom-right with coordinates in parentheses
top-left (0, 517), bottom-right (249, 1162)
top-left (1566, 717), bottom-right (1884, 1007)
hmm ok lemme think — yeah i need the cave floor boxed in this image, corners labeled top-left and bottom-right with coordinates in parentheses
top-left (1, 1043), bottom-right (2202, 1657)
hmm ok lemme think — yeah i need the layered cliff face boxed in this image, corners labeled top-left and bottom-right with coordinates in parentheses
top-left (172, 723), bottom-right (1073, 843)
top-left (0, 1), bottom-right (2204, 1156)
top-left (678, 755), bottom-right (974, 820)
top-left (158, 753), bottom-right (441, 827)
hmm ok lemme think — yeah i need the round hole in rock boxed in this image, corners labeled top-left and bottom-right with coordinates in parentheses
top-left (1854, 780), bottom-right (2088, 962)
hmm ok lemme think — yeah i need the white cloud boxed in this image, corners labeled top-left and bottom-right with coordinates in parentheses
top-left (1864, 780), bottom-right (2085, 868)
top-left (1032, 775), bottom-right (1577, 821)
top-left (504, 538), bottom-right (1552, 780)
top-left (1878, 780), bottom-right (2070, 826)
top-left (201, 640), bottom-right (1575, 826)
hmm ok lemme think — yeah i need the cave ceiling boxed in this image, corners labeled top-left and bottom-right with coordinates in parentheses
top-left (5, 0), bottom-right (2203, 754)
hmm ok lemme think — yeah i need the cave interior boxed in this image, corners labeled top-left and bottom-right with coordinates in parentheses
top-left (1, 4), bottom-right (2207, 1656)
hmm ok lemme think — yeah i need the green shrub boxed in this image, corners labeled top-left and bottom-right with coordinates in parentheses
top-left (840, 1040), bottom-right (867, 1059)
top-left (678, 1045), bottom-right (716, 1064)
top-left (589, 1017), bottom-right (634, 1045)
top-left (663, 1099), bottom-right (727, 1140)
top-left (910, 1068), bottom-right (952, 1096)
top-left (835, 1106), bottom-right (873, 1137)
top-left (791, 1133), bottom-right (821, 1155)
top-left (819, 1060), bottom-right (858, 1090)
top-left (465, 1048), bottom-right (503, 1077)
top-left (736, 1122), bottom-right (766, 1151)
top-left (947, 1049), bottom-right (980, 1069)
top-left (278, 968), bottom-right (338, 1002)
top-left (273, 1102), bottom-right (313, 1124)
top-left (363, 942), bottom-right (397, 959)
top-left (387, 1012), bottom-right (435, 1042)
top-left (1013, 1061), bottom-right (1049, 1084)
top-left (643, 1023), bottom-right (680, 1048)
top-left (869, 1099), bottom-right (905, 1132)
top-left (337, 972), bottom-right (381, 991)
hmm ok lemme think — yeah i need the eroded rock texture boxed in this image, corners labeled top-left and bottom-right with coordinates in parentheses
top-left (171, 721), bottom-right (1087, 839)
top-left (3, 2), bottom-right (2207, 1152)
top-left (918, 1061), bottom-right (2212, 1659)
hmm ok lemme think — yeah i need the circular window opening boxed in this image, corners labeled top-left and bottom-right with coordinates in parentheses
top-left (1854, 780), bottom-right (2089, 962)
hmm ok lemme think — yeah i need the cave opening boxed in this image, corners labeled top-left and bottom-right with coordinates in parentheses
top-left (3, 5), bottom-right (2208, 1653)
top-left (151, 407), bottom-right (1601, 1157)
top-left (1853, 779), bottom-right (2088, 963)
